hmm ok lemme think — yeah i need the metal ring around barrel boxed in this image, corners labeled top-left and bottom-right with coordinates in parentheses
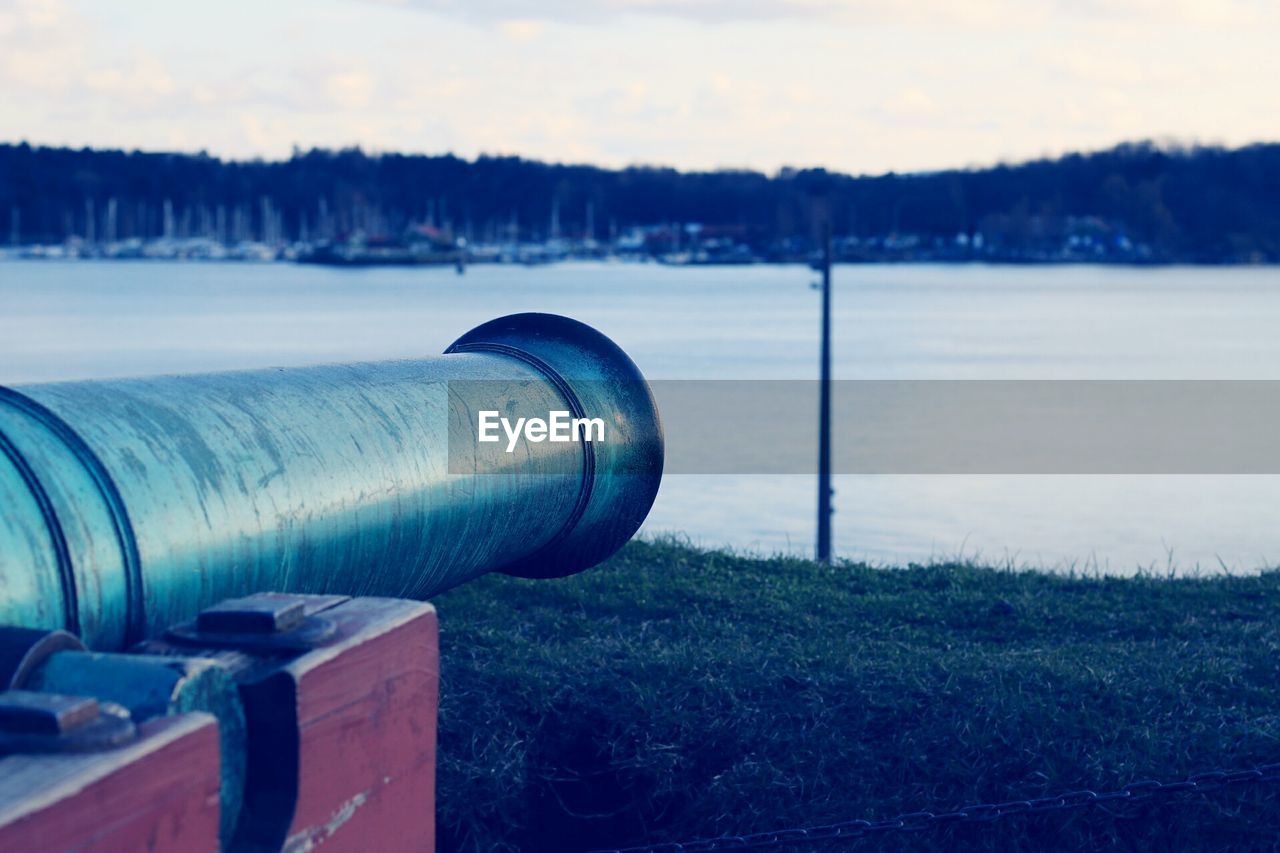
top-left (0, 313), bottom-right (664, 649)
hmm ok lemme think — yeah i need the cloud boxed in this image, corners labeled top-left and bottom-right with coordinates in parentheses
top-left (0, 0), bottom-right (87, 91)
top-left (354, 0), bottom-right (861, 26)
top-left (498, 18), bottom-right (545, 40)
top-left (0, 2), bottom-right (190, 115)
top-left (1048, 51), bottom-right (1190, 88)
top-left (3, 0), bottom-right (1278, 176)
top-left (881, 87), bottom-right (937, 118)
top-left (324, 69), bottom-right (377, 108)
top-left (353, 0), bottom-right (1280, 33)
top-left (83, 53), bottom-right (177, 102)
top-left (1052, 0), bottom-right (1272, 28)
top-left (1, 0), bottom-right (64, 29)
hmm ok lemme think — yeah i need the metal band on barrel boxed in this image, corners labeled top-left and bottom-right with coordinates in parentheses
top-left (0, 389), bottom-right (145, 645)
top-left (0, 421), bottom-right (79, 634)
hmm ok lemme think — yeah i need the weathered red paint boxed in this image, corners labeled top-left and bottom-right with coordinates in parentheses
top-left (282, 598), bottom-right (438, 852)
top-left (0, 713), bottom-right (221, 852)
top-left (0, 596), bottom-right (439, 851)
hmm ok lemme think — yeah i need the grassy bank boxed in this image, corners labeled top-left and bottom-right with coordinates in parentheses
top-left (433, 538), bottom-right (1280, 851)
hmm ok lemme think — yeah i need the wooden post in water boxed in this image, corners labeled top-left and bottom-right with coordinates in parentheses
top-left (816, 222), bottom-right (833, 563)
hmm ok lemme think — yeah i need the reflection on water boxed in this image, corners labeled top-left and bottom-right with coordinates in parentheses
top-left (4, 260), bottom-right (1280, 572)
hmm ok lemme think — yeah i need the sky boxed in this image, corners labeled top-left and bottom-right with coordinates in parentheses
top-left (1, 0), bottom-right (1277, 176)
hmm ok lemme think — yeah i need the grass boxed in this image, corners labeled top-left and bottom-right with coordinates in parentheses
top-left (432, 537), bottom-right (1280, 851)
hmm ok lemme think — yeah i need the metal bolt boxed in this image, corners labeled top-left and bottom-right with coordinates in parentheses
top-left (197, 593), bottom-right (308, 635)
top-left (0, 690), bottom-right (100, 735)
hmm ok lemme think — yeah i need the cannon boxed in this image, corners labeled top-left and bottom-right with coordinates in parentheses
top-left (0, 312), bottom-right (663, 650)
top-left (0, 313), bottom-right (662, 851)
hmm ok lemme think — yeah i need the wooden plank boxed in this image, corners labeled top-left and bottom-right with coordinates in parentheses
top-left (136, 595), bottom-right (439, 851)
top-left (281, 598), bottom-right (438, 852)
top-left (0, 713), bottom-right (221, 852)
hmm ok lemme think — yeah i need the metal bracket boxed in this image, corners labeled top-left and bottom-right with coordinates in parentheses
top-left (164, 593), bottom-right (350, 653)
top-left (0, 690), bottom-right (136, 753)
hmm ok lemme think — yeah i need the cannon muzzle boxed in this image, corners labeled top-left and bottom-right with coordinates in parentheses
top-left (0, 313), bottom-right (663, 649)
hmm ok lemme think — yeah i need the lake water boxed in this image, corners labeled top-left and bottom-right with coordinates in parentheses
top-left (4, 259), bottom-right (1280, 573)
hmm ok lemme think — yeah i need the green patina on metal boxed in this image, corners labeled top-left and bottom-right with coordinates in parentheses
top-left (0, 313), bottom-right (664, 649)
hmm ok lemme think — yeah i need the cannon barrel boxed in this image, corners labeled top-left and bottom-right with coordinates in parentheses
top-left (0, 313), bottom-right (663, 649)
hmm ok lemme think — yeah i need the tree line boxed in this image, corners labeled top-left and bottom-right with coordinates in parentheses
top-left (2, 140), bottom-right (1278, 261)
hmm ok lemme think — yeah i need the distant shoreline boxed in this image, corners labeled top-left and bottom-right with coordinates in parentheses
top-left (1, 253), bottom-right (1275, 269)
top-left (6, 141), bottom-right (1279, 267)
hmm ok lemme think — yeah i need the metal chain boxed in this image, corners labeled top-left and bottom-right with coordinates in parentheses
top-left (596, 762), bottom-right (1280, 852)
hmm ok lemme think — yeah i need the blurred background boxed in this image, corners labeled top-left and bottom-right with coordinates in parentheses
top-left (3, 0), bottom-right (1280, 572)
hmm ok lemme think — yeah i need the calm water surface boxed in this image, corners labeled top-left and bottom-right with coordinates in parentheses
top-left (4, 260), bottom-right (1280, 573)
